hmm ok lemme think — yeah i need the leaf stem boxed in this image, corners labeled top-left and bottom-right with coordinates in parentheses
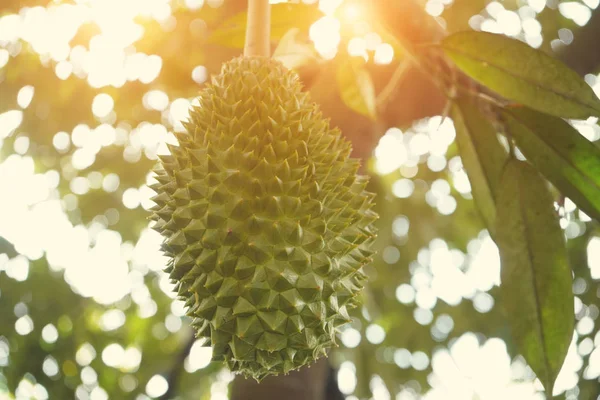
top-left (376, 60), bottom-right (411, 110)
top-left (244, 0), bottom-right (271, 57)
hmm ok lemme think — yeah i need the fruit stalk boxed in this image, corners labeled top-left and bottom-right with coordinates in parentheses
top-left (244, 0), bottom-right (271, 57)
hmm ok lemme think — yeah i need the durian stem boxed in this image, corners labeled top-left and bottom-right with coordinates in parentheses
top-left (244, 0), bottom-right (271, 57)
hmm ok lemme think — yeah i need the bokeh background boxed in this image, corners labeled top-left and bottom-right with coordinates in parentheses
top-left (1, 0), bottom-right (600, 399)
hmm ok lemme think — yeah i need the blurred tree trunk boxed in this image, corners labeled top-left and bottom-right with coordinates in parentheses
top-left (559, 9), bottom-right (600, 76)
top-left (230, 358), bottom-right (330, 400)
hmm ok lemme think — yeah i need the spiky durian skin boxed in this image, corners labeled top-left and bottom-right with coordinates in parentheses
top-left (150, 56), bottom-right (378, 380)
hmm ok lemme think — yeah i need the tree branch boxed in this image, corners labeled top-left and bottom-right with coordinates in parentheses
top-left (376, 60), bottom-right (412, 111)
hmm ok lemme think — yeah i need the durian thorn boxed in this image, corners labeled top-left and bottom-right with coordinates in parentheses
top-left (244, 0), bottom-right (271, 57)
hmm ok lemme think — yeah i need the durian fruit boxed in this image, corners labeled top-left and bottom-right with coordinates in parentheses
top-left (150, 56), bottom-right (378, 380)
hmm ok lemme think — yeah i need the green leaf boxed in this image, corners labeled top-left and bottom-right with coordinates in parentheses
top-left (272, 28), bottom-right (319, 70)
top-left (496, 159), bottom-right (574, 395)
top-left (451, 97), bottom-right (507, 237)
top-left (442, 31), bottom-right (600, 119)
top-left (502, 107), bottom-right (600, 221)
top-left (207, 3), bottom-right (324, 49)
top-left (336, 57), bottom-right (377, 120)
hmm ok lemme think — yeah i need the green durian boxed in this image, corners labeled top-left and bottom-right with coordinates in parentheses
top-left (150, 56), bottom-right (378, 380)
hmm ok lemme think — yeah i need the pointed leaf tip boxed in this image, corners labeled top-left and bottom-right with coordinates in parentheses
top-left (442, 31), bottom-right (600, 119)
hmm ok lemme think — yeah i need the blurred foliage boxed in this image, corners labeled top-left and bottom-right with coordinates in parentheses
top-left (1, 1), bottom-right (600, 400)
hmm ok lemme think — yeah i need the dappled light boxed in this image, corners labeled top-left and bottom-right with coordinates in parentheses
top-left (1, 0), bottom-right (600, 399)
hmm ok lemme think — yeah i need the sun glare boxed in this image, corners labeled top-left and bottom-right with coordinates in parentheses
top-left (340, 3), bottom-right (362, 22)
